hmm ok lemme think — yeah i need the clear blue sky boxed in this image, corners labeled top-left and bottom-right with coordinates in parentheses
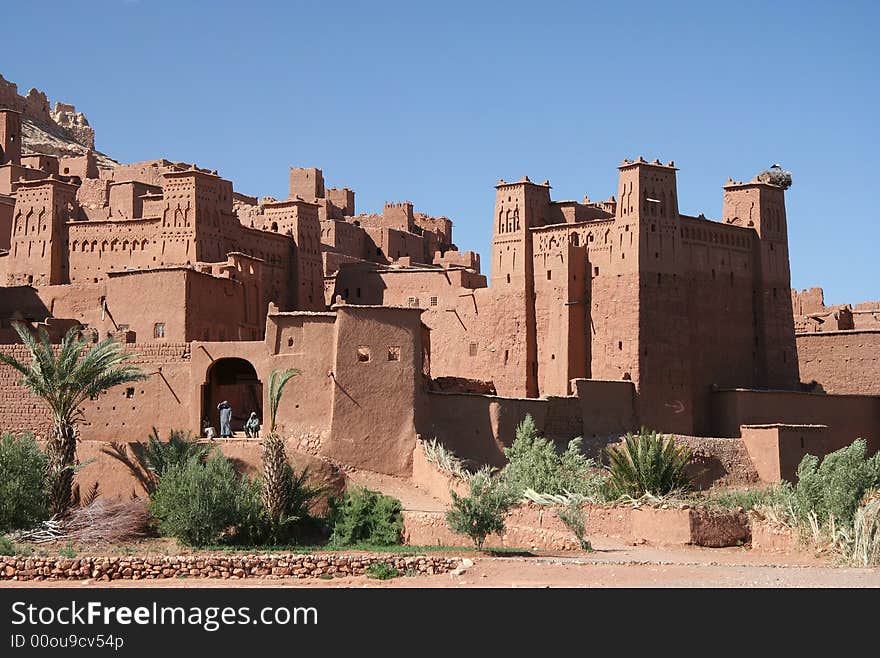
top-left (5, 0), bottom-right (878, 304)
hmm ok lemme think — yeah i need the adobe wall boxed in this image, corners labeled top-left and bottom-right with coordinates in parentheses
top-left (424, 379), bottom-right (636, 466)
top-left (323, 305), bottom-right (424, 475)
top-left (0, 341), bottom-right (193, 441)
top-left (796, 330), bottom-right (880, 395)
top-left (711, 389), bottom-right (880, 453)
top-left (0, 194), bottom-right (13, 250)
top-left (740, 424), bottom-right (832, 483)
top-left (192, 327), bottom-right (337, 449)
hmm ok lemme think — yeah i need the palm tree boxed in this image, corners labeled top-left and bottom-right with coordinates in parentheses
top-left (261, 368), bottom-right (301, 525)
top-left (0, 322), bottom-right (147, 516)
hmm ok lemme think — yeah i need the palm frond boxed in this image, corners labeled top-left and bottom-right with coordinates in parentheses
top-left (267, 368), bottom-right (301, 432)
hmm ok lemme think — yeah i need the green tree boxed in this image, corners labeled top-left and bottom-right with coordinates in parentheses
top-left (0, 322), bottom-right (146, 516)
top-left (445, 470), bottom-right (518, 551)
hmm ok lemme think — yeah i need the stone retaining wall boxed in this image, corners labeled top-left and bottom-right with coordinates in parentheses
top-left (0, 554), bottom-right (461, 582)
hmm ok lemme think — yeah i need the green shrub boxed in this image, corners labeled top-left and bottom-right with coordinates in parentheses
top-left (102, 428), bottom-right (210, 496)
top-left (58, 542), bottom-right (76, 558)
top-left (149, 452), bottom-right (261, 546)
top-left (445, 470), bottom-right (518, 551)
top-left (556, 496), bottom-right (592, 551)
top-left (0, 431), bottom-right (49, 533)
top-left (793, 438), bottom-right (880, 528)
top-left (605, 429), bottom-right (693, 499)
top-left (701, 484), bottom-right (794, 512)
top-left (501, 414), bottom-right (606, 498)
top-left (366, 562), bottom-right (399, 580)
top-left (328, 487), bottom-right (403, 546)
top-left (248, 465), bottom-right (325, 546)
top-left (837, 489), bottom-right (880, 566)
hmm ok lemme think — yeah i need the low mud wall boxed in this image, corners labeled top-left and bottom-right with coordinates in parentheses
top-left (403, 503), bottom-right (750, 551)
top-left (0, 554), bottom-right (461, 582)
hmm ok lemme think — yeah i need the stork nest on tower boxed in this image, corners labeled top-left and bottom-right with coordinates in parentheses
top-left (755, 167), bottom-right (793, 190)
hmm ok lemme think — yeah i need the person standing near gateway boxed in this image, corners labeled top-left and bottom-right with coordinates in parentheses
top-left (217, 400), bottom-right (233, 438)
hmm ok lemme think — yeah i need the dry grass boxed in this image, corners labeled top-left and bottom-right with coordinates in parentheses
top-left (62, 497), bottom-right (152, 545)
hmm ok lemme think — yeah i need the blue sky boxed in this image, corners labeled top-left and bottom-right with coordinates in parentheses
top-left (4, 0), bottom-right (878, 304)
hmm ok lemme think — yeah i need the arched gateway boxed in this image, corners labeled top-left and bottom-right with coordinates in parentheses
top-left (201, 358), bottom-right (262, 437)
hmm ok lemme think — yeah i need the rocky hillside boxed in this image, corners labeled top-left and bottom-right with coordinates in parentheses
top-left (20, 115), bottom-right (117, 169)
top-left (1, 73), bottom-right (117, 169)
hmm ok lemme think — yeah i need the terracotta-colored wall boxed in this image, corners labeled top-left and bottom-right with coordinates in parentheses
top-left (324, 305), bottom-right (424, 474)
top-left (796, 330), bottom-right (880, 395)
top-left (711, 389), bottom-right (880, 454)
top-left (0, 195), bottom-right (13, 250)
top-left (740, 424), bottom-right (834, 482)
top-left (0, 342), bottom-right (193, 442)
top-left (424, 379), bottom-right (636, 466)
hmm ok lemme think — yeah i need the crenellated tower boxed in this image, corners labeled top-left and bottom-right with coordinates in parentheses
top-left (7, 177), bottom-right (77, 286)
top-left (490, 176), bottom-right (551, 396)
top-left (723, 176), bottom-right (799, 388)
top-left (592, 157), bottom-right (692, 432)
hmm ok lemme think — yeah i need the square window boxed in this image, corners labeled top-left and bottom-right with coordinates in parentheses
top-left (357, 346), bottom-right (371, 362)
top-left (153, 322), bottom-right (165, 339)
top-left (429, 296), bottom-right (438, 306)
top-left (407, 297), bottom-right (420, 307)
top-left (125, 387), bottom-right (135, 399)
top-left (388, 346), bottom-right (401, 361)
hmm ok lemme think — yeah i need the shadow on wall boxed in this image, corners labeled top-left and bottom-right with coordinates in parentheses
top-left (425, 380), bottom-right (638, 468)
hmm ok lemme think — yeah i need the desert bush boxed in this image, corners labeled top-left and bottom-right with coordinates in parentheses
top-left (445, 470), bottom-right (518, 551)
top-left (0, 535), bottom-right (32, 556)
top-left (501, 414), bottom-right (606, 498)
top-left (62, 497), bottom-right (152, 544)
top-left (422, 438), bottom-right (472, 480)
top-left (557, 496), bottom-right (591, 551)
top-left (792, 438), bottom-right (880, 529)
top-left (0, 431), bottom-right (49, 533)
top-left (149, 453), bottom-right (261, 547)
top-left (102, 428), bottom-right (209, 496)
top-left (366, 562), bottom-right (400, 580)
top-left (700, 483), bottom-right (794, 512)
top-left (836, 489), bottom-right (880, 566)
top-left (605, 429), bottom-right (693, 499)
top-left (522, 489), bottom-right (592, 550)
top-left (328, 487), bottom-right (403, 546)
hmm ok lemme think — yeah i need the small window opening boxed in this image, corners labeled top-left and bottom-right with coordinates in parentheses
top-left (388, 346), bottom-right (401, 361)
top-left (468, 342), bottom-right (478, 357)
top-left (357, 346), bottom-right (371, 362)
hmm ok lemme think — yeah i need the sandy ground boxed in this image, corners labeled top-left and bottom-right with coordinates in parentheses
top-left (3, 538), bottom-right (877, 588)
